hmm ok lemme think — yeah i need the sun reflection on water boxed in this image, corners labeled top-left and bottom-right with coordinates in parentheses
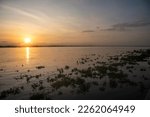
top-left (26, 47), bottom-right (30, 64)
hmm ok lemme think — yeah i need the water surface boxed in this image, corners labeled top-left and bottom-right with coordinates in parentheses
top-left (0, 47), bottom-right (150, 99)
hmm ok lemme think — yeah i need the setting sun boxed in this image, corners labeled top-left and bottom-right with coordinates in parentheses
top-left (24, 37), bottom-right (31, 44)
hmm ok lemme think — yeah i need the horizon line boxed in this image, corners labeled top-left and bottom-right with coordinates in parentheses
top-left (0, 44), bottom-right (150, 48)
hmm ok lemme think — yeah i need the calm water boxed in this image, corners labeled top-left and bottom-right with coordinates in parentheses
top-left (0, 47), bottom-right (150, 99)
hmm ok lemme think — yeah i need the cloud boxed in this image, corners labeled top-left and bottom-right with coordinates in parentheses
top-left (0, 4), bottom-right (44, 22)
top-left (81, 20), bottom-right (150, 33)
top-left (82, 30), bottom-right (95, 33)
top-left (101, 20), bottom-right (150, 31)
top-left (113, 20), bottom-right (150, 28)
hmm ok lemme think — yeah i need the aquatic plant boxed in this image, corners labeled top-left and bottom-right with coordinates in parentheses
top-left (51, 77), bottom-right (75, 89)
top-left (95, 65), bottom-right (107, 78)
top-left (108, 71), bottom-right (128, 80)
top-left (64, 65), bottom-right (70, 70)
top-left (79, 67), bottom-right (93, 78)
top-left (36, 66), bottom-right (45, 69)
top-left (0, 86), bottom-right (23, 99)
top-left (0, 68), bottom-right (3, 71)
top-left (77, 83), bottom-right (91, 94)
top-left (31, 80), bottom-right (45, 91)
top-left (120, 49), bottom-right (150, 64)
top-left (57, 68), bottom-right (64, 74)
top-left (140, 68), bottom-right (146, 71)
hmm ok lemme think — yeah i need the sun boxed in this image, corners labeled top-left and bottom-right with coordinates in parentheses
top-left (24, 37), bottom-right (31, 44)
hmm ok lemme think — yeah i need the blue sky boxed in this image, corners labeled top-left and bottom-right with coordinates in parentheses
top-left (0, 0), bottom-right (150, 46)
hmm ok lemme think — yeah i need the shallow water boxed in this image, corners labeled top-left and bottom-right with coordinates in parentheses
top-left (0, 47), bottom-right (150, 99)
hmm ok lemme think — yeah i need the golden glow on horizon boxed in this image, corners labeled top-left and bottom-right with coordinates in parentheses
top-left (24, 37), bottom-right (31, 44)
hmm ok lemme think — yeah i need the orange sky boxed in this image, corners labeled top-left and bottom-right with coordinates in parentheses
top-left (0, 0), bottom-right (150, 46)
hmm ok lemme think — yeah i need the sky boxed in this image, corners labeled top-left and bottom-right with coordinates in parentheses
top-left (0, 0), bottom-right (150, 46)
